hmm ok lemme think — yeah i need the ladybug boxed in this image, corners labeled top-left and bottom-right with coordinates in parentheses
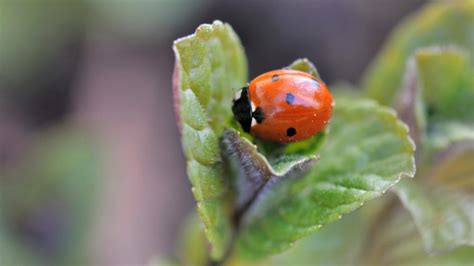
top-left (232, 69), bottom-right (333, 143)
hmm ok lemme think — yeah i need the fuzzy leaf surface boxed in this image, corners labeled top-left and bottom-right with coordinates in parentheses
top-left (173, 20), bottom-right (248, 259)
top-left (234, 99), bottom-right (416, 260)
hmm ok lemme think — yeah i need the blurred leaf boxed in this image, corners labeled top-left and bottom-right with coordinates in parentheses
top-left (0, 126), bottom-right (101, 265)
top-left (394, 139), bottom-right (474, 254)
top-left (148, 257), bottom-right (179, 266)
top-left (330, 82), bottom-right (365, 100)
top-left (0, 212), bottom-right (42, 266)
top-left (230, 194), bottom-right (474, 266)
top-left (395, 179), bottom-right (474, 254)
top-left (394, 58), bottom-right (426, 155)
top-left (383, 33), bottom-right (474, 264)
top-left (231, 196), bottom-right (474, 266)
top-left (364, 201), bottom-right (474, 266)
top-left (285, 58), bottom-right (320, 79)
top-left (234, 99), bottom-right (416, 260)
top-left (90, 0), bottom-right (205, 39)
top-left (173, 20), bottom-right (248, 259)
top-left (393, 47), bottom-right (474, 163)
top-left (362, 0), bottom-right (474, 105)
top-left (427, 122), bottom-right (474, 154)
top-left (261, 211), bottom-right (371, 266)
top-left (0, 0), bottom-right (86, 98)
top-left (415, 47), bottom-right (474, 157)
top-left (430, 142), bottom-right (474, 193)
top-left (416, 47), bottom-right (474, 123)
top-left (417, 246), bottom-right (474, 266)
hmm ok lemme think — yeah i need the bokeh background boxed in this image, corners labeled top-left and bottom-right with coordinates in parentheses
top-left (0, 0), bottom-right (426, 265)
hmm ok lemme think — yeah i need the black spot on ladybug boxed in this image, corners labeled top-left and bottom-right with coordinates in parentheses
top-left (252, 107), bottom-right (265, 123)
top-left (271, 74), bottom-right (279, 82)
top-left (286, 93), bottom-right (295, 104)
top-left (286, 127), bottom-right (296, 137)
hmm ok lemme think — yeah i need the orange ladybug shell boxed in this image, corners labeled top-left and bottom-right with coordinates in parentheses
top-left (245, 69), bottom-right (333, 143)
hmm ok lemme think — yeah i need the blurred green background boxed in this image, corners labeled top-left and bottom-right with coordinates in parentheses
top-left (0, 0), bottom-right (426, 265)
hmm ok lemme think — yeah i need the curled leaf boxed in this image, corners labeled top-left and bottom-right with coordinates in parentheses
top-left (221, 129), bottom-right (318, 221)
top-left (394, 58), bottom-right (426, 157)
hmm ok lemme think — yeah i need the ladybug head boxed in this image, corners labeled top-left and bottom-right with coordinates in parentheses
top-left (232, 87), bottom-right (252, 133)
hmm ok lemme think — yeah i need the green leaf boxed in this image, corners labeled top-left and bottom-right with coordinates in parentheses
top-left (416, 47), bottom-right (474, 124)
top-left (394, 141), bottom-right (474, 254)
top-left (175, 213), bottom-right (208, 266)
top-left (391, 48), bottom-right (474, 163)
top-left (173, 24), bottom-right (416, 261)
top-left (395, 179), bottom-right (474, 253)
top-left (415, 246), bottom-right (474, 266)
top-left (263, 211), bottom-right (371, 266)
top-left (285, 58), bottom-right (320, 79)
top-left (385, 40), bottom-right (474, 261)
top-left (244, 195), bottom-right (474, 266)
top-left (234, 99), bottom-right (416, 260)
top-left (173, 20), bottom-right (248, 259)
top-left (395, 47), bottom-right (474, 160)
top-left (362, 0), bottom-right (474, 105)
top-left (221, 129), bottom-right (318, 218)
top-left (0, 0), bottom-right (87, 99)
top-left (330, 82), bottom-right (365, 100)
top-left (429, 142), bottom-right (474, 192)
top-left (427, 122), bottom-right (474, 154)
top-left (364, 199), bottom-right (474, 266)
top-left (393, 58), bottom-right (426, 154)
top-left (414, 47), bottom-right (474, 156)
top-left (148, 257), bottom-right (180, 266)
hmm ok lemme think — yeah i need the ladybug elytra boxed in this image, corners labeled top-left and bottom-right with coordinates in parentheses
top-left (232, 69), bottom-right (333, 143)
